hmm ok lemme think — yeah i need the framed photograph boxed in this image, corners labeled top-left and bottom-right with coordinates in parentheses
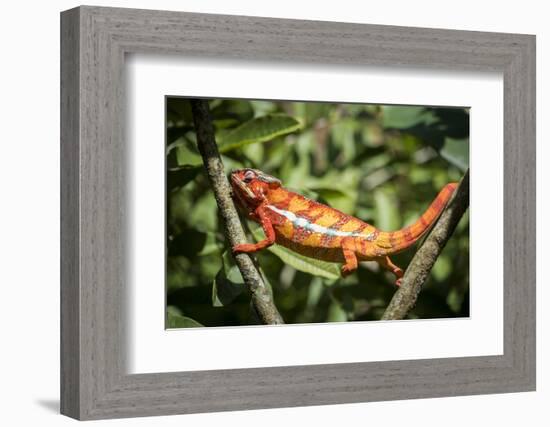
top-left (164, 97), bottom-right (470, 328)
top-left (61, 6), bottom-right (535, 420)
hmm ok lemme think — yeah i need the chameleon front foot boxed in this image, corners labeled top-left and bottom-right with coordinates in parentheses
top-left (232, 209), bottom-right (276, 255)
top-left (232, 243), bottom-right (261, 254)
top-left (341, 264), bottom-right (357, 277)
top-left (341, 247), bottom-right (358, 277)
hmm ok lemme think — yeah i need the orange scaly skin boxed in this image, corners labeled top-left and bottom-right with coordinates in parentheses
top-left (230, 169), bottom-right (458, 286)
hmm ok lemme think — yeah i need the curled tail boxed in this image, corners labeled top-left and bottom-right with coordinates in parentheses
top-left (376, 183), bottom-right (458, 254)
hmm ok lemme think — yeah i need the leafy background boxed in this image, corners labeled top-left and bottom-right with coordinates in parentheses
top-left (166, 98), bottom-right (469, 328)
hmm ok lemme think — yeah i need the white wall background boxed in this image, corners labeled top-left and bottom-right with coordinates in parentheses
top-left (0, 0), bottom-right (546, 425)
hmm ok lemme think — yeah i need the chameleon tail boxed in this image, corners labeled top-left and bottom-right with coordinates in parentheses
top-left (376, 182), bottom-right (458, 253)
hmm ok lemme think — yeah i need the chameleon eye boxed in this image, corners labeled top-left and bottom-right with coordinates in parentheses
top-left (243, 170), bottom-right (256, 183)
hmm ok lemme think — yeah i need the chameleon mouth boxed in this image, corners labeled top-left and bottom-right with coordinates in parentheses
top-left (230, 172), bottom-right (255, 199)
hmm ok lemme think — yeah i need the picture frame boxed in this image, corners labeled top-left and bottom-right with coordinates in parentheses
top-left (60, 5), bottom-right (535, 420)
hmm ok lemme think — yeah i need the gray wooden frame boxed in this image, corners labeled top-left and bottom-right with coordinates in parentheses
top-left (60, 5), bottom-right (536, 420)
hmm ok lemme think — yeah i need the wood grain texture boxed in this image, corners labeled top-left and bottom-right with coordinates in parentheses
top-left (60, 5), bottom-right (536, 420)
top-left (60, 7), bottom-right (80, 419)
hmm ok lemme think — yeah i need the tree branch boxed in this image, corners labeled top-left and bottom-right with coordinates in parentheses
top-left (381, 170), bottom-right (470, 320)
top-left (190, 99), bottom-right (284, 325)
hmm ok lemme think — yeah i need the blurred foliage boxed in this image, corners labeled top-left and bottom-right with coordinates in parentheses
top-left (166, 97), bottom-right (470, 327)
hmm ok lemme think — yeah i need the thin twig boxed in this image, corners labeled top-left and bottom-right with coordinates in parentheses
top-left (381, 170), bottom-right (470, 320)
top-left (190, 99), bottom-right (284, 325)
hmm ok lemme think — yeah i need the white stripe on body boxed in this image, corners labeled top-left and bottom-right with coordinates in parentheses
top-left (267, 205), bottom-right (374, 239)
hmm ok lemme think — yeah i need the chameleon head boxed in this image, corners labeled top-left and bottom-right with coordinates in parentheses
top-left (230, 169), bottom-right (281, 211)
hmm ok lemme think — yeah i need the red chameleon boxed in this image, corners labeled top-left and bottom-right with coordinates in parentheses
top-left (230, 169), bottom-right (457, 286)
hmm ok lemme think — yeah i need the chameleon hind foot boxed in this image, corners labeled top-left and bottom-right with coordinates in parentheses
top-left (377, 256), bottom-right (404, 287)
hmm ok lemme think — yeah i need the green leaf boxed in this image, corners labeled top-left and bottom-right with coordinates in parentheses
top-left (166, 305), bottom-right (183, 316)
top-left (249, 224), bottom-right (341, 280)
top-left (381, 106), bottom-right (436, 129)
top-left (330, 119), bottom-right (356, 165)
top-left (305, 277), bottom-right (324, 308)
top-left (212, 250), bottom-right (245, 307)
top-left (409, 165), bottom-right (433, 185)
top-left (212, 272), bottom-right (244, 307)
top-left (280, 131), bottom-right (312, 188)
top-left (242, 141), bottom-right (264, 165)
top-left (373, 189), bottom-right (401, 231)
top-left (167, 136), bottom-right (203, 168)
top-left (217, 114), bottom-right (302, 153)
top-left (166, 312), bottom-right (204, 329)
top-left (221, 250), bottom-right (245, 284)
top-left (446, 287), bottom-right (465, 313)
top-left (306, 169), bottom-right (360, 214)
top-left (327, 300), bottom-right (348, 322)
top-left (167, 166), bottom-right (201, 191)
top-left (166, 257), bottom-right (194, 291)
top-left (440, 137), bottom-right (469, 171)
top-left (432, 255), bottom-right (452, 281)
top-left (313, 187), bottom-right (355, 215)
top-left (250, 100), bottom-right (278, 117)
top-left (294, 102), bottom-right (333, 125)
top-left (211, 99), bottom-right (254, 126)
top-left (197, 232), bottom-right (221, 256)
top-left (189, 193), bottom-right (218, 232)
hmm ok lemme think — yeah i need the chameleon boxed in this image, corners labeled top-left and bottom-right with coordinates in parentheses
top-left (230, 168), bottom-right (458, 286)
